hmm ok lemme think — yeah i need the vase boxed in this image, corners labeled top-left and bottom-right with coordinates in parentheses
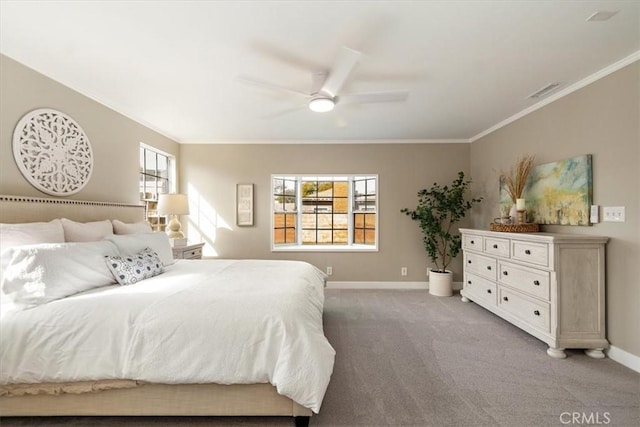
top-left (428, 269), bottom-right (453, 297)
top-left (509, 203), bottom-right (518, 224)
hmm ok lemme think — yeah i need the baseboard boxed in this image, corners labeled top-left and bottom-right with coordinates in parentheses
top-left (326, 281), bottom-right (463, 290)
top-left (606, 345), bottom-right (640, 373)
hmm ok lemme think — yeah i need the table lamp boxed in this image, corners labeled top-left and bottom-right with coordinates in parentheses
top-left (158, 193), bottom-right (189, 239)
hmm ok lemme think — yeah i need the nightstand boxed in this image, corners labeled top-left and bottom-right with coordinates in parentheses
top-left (172, 242), bottom-right (205, 260)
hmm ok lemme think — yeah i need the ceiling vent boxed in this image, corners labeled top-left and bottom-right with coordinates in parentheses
top-left (586, 11), bottom-right (619, 22)
top-left (527, 83), bottom-right (562, 99)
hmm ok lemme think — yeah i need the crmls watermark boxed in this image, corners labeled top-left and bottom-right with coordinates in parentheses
top-left (560, 412), bottom-right (611, 425)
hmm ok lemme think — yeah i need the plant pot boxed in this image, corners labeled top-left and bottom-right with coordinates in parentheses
top-left (428, 269), bottom-right (453, 297)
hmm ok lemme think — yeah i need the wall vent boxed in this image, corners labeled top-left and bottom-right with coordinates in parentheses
top-left (527, 83), bottom-right (562, 99)
top-left (586, 11), bottom-right (619, 22)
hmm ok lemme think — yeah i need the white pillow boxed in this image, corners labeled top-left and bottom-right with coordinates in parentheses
top-left (2, 241), bottom-right (119, 306)
top-left (61, 218), bottom-right (113, 242)
top-left (112, 219), bottom-right (152, 235)
top-left (105, 232), bottom-right (174, 266)
top-left (0, 220), bottom-right (65, 250)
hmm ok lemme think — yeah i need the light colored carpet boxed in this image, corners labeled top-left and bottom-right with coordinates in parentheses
top-left (2, 290), bottom-right (638, 426)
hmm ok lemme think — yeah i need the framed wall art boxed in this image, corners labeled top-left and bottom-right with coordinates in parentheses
top-left (500, 154), bottom-right (593, 226)
top-left (236, 183), bottom-right (254, 226)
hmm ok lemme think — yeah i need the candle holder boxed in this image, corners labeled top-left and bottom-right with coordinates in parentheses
top-left (517, 210), bottom-right (526, 224)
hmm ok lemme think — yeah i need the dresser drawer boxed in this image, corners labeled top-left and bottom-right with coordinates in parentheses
top-left (464, 273), bottom-right (497, 307)
top-left (499, 261), bottom-right (550, 301)
top-left (463, 234), bottom-right (483, 252)
top-left (512, 241), bottom-right (549, 267)
top-left (484, 237), bottom-right (510, 258)
top-left (499, 288), bottom-right (550, 333)
top-left (465, 252), bottom-right (497, 280)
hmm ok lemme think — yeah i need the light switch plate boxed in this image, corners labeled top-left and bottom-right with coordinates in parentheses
top-left (603, 206), bottom-right (625, 222)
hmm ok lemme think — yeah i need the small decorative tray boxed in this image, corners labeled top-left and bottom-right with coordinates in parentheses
top-left (489, 222), bottom-right (540, 233)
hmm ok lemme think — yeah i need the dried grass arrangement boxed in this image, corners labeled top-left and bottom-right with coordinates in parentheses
top-left (502, 155), bottom-right (535, 203)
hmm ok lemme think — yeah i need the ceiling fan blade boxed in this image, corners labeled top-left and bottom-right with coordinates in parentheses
top-left (320, 47), bottom-right (361, 97)
top-left (338, 90), bottom-right (409, 105)
top-left (261, 104), bottom-right (308, 120)
top-left (236, 75), bottom-right (309, 98)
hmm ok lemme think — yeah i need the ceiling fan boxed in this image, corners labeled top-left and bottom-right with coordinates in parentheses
top-left (236, 46), bottom-right (409, 118)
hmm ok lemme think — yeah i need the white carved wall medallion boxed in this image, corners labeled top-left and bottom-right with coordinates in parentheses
top-left (13, 109), bottom-right (94, 196)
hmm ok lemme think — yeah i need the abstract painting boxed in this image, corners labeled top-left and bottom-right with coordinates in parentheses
top-left (500, 154), bottom-right (592, 226)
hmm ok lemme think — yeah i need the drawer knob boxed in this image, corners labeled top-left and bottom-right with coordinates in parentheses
top-left (486, 266), bottom-right (492, 270)
top-left (486, 289), bottom-right (492, 294)
top-left (467, 280), bottom-right (471, 285)
top-left (533, 280), bottom-right (540, 286)
top-left (525, 249), bottom-right (531, 255)
top-left (502, 271), bottom-right (508, 276)
top-left (534, 310), bottom-right (540, 316)
top-left (470, 240), bottom-right (475, 244)
top-left (493, 244), bottom-right (498, 249)
top-left (503, 296), bottom-right (508, 301)
top-left (468, 260), bottom-right (472, 264)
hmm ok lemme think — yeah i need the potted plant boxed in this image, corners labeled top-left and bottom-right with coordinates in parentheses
top-left (401, 171), bottom-right (482, 296)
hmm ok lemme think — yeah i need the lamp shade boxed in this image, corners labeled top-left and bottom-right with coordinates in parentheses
top-left (158, 193), bottom-right (190, 215)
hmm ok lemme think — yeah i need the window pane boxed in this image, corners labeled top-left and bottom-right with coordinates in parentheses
top-left (157, 178), bottom-right (169, 195)
top-left (355, 213), bottom-right (365, 228)
top-left (285, 228), bottom-right (296, 243)
top-left (274, 228), bottom-right (285, 244)
top-left (365, 230), bottom-right (376, 244)
top-left (317, 230), bottom-right (332, 244)
top-left (144, 175), bottom-right (156, 197)
top-left (285, 213), bottom-right (296, 227)
top-left (284, 179), bottom-right (296, 195)
top-left (365, 213), bottom-right (376, 228)
top-left (274, 213), bottom-right (285, 228)
top-left (317, 213), bottom-right (332, 229)
top-left (333, 230), bottom-right (348, 244)
top-left (318, 181), bottom-right (333, 196)
top-left (302, 229), bottom-right (316, 244)
top-left (157, 155), bottom-right (168, 179)
top-left (145, 151), bottom-right (156, 174)
top-left (367, 178), bottom-right (376, 194)
top-left (274, 197), bottom-right (284, 212)
top-left (302, 214), bottom-right (317, 228)
top-left (334, 214), bottom-right (348, 229)
top-left (334, 181), bottom-right (348, 197)
top-left (273, 179), bottom-right (284, 195)
top-left (354, 229), bottom-right (364, 244)
top-left (284, 196), bottom-right (296, 211)
top-left (139, 174), bottom-right (146, 198)
top-left (333, 197), bottom-right (348, 212)
top-left (354, 180), bottom-right (366, 196)
top-left (302, 181), bottom-right (317, 198)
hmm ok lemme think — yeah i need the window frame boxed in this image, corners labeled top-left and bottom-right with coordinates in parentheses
top-left (271, 174), bottom-right (379, 253)
top-left (139, 144), bottom-right (176, 232)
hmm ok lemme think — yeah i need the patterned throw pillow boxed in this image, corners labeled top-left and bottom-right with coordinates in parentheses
top-left (105, 247), bottom-right (164, 286)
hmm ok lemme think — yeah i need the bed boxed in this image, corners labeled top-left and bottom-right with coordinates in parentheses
top-left (0, 195), bottom-right (335, 426)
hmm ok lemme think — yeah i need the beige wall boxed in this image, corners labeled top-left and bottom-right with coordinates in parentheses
top-left (179, 143), bottom-right (471, 282)
top-left (0, 55), bottom-right (179, 203)
top-left (470, 62), bottom-right (640, 357)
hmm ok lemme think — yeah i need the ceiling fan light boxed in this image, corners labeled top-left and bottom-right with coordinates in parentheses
top-left (308, 97), bottom-right (335, 113)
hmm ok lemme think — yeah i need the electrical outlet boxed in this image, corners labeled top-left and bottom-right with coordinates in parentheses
top-left (326, 266), bottom-right (333, 276)
top-left (603, 206), bottom-right (625, 222)
top-left (401, 267), bottom-right (408, 276)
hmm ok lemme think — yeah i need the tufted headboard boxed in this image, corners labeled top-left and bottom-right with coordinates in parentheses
top-left (0, 195), bottom-right (145, 224)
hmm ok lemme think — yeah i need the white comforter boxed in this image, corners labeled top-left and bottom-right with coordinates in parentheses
top-left (0, 259), bottom-right (335, 413)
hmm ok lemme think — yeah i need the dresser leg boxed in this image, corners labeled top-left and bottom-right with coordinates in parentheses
top-left (584, 348), bottom-right (606, 359)
top-left (461, 296), bottom-right (470, 303)
top-left (547, 347), bottom-right (567, 359)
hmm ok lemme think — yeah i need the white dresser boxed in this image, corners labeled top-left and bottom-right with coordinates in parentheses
top-left (459, 228), bottom-right (608, 359)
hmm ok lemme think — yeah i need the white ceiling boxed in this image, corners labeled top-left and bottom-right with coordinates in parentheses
top-left (1, 1), bottom-right (638, 143)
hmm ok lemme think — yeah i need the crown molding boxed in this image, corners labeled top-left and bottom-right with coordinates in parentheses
top-left (470, 50), bottom-right (640, 143)
top-left (182, 138), bottom-right (470, 145)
